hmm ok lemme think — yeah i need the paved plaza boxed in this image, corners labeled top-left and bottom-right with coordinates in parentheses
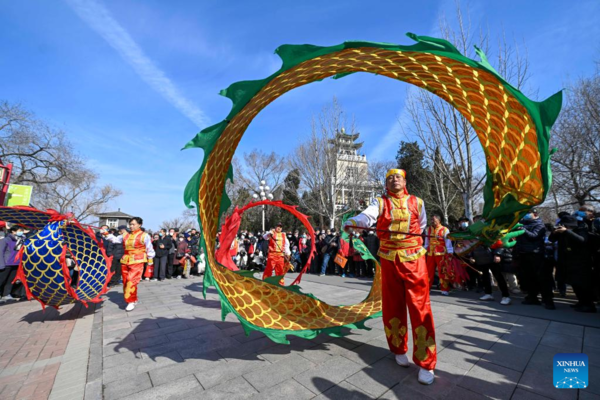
top-left (1, 273), bottom-right (599, 400)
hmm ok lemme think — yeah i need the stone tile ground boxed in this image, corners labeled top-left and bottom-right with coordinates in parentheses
top-left (1, 273), bottom-right (598, 399)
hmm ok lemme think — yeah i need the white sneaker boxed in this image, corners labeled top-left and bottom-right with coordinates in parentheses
top-left (500, 297), bottom-right (512, 305)
top-left (395, 353), bottom-right (410, 367)
top-left (150, 278), bottom-right (157, 282)
top-left (125, 302), bottom-right (137, 312)
top-left (176, 276), bottom-right (181, 279)
top-left (418, 368), bottom-right (435, 385)
top-left (479, 294), bottom-right (494, 301)
top-left (144, 277), bottom-right (149, 281)
top-left (510, 288), bottom-right (521, 294)
top-left (440, 291), bottom-right (449, 296)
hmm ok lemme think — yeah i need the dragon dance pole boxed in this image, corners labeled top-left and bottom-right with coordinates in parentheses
top-left (349, 226), bottom-right (483, 275)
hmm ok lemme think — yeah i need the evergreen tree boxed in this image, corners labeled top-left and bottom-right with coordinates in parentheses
top-left (278, 169), bottom-right (302, 231)
top-left (395, 141), bottom-right (432, 202)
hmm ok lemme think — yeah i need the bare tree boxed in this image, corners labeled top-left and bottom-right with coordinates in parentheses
top-left (231, 150), bottom-right (288, 196)
top-left (0, 102), bottom-right (81, 187)
top-left (36, 170), bottom-right (121, 222)
top-left (1, 101), bottom-right (123, 218)
top-left (401, 2), bottom-right (531, 220)
top-left (290, 98), bottom-right (366, 228)
top-left (160, 209), bottom-right (198, 232)
top-left (550, 74), bottom-right (600, 206)
top-left (368, 160), bottom-right (397, 196)
top-left (428, 148), bottom-right (462, 224)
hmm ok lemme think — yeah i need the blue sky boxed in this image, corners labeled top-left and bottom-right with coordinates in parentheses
top-left (1, 0), bottom-right (599, 229)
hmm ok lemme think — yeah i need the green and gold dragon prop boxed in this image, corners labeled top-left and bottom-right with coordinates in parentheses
top-left (183, 33), bottom-right (562, 343)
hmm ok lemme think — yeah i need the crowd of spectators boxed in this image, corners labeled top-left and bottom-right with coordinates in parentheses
top-left (220, 227), bottom-right (380, 278)
top-left (452, 205), bottom-right (600, 313)
top-left (1, 203), bottom-right (599, 315)
top-left (97, 226), bottom-right (206, 286)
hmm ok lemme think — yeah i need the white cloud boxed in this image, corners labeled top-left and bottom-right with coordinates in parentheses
top-left (65, 0), bottom-right (209, 128)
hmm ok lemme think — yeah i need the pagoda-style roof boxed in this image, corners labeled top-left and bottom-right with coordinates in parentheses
top-left (334, 129), bottom-right (360, 141)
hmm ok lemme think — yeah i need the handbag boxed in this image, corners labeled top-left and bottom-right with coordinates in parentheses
top-left (334, 253), bottom-right (347, 269)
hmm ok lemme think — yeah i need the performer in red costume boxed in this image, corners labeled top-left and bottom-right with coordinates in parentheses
top-left (424, 214), bottom-right (453, 295)
top-left (262, 222), bottom-right (291, 285)
top-left (107, 217), bottom-right (155, 312)
top-left (344, 169), bottom-right (436, 385)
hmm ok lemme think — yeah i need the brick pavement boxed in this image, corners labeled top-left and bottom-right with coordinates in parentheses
top-left (0, 297), bottom-right (92, 400)
top-left (2, 273), bottom-right (599, 399)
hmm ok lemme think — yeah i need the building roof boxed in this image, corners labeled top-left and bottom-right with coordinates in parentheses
top-left (334, 131), bottom-right (360, 141)
top-left (95, 210), bottom-right (133, 218)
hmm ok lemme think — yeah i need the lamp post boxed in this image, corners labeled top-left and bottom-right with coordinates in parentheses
top-left (252, 180), bottom-right (274, 232)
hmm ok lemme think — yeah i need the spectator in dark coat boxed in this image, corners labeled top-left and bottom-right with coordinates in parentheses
top-left (167, 228), bottom-right (178, 279)
top-left (363, 230), bottom-right (379, 277)
top-left (469, 243), bottom-right (511, 304)
top-left (550, 215), bottom-right (596, 313)
top-left (493, 247), bottom-right (520, 294)
top-left (108, 226), bottom-right (126, 287)
top-left (0, 226), bottom-right (24, 301)
top-left (153, 229), bottom-right (173, 281)
top-left (173, 235), bottom-right (189, 279)
top-left (96, 225), bottom-right (113, 256)
top-left (320, 229), bottom-right (340, 276)
top-left (514, 208), bottom-right (554, 309)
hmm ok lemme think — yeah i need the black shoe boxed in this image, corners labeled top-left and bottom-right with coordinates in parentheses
top-left (522, 298), bottom-right (542, 305)
top-left (574, 306), bottom-right (597, 313)
top-left (570, 303), bottom-right (582, 309)
top-left (166, 277), bottom-right (172, 279)
top-left (544, 302), bottom-right (556, 310)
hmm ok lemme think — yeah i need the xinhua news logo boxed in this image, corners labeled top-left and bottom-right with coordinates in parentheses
top-left (553, 353), bottom-right (588, 389)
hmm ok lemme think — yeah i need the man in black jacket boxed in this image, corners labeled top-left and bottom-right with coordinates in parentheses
top-left (153, 229), bottom-right (173, 281)
top-left (166, 228), bottom-right (178, 279)
top-left (514, 208), bottom-right (554, 309)
top-left (107, 226), bottom-right (126, 287)
top-left (363, 230), bottom-right (379, 277)
top-left (550, 215), bottom-right (595, 312)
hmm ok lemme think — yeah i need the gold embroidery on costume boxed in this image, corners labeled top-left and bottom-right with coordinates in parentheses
top-left (124, 282), bottom-right (136, 300)
top-left (385, 317), bottom-right (407, 348)
top-left (414, 325), bottom-right (436, 361)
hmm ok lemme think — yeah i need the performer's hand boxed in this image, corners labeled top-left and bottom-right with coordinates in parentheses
top-left (493, 255), bottom-right (501, 263)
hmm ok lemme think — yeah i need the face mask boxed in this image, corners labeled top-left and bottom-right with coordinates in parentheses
top-left (16, 231), bottom-right (24, 237)
top-left (459, 222), bottom-right (468, 229)
top-left (574, 211), bottom-right (586, 221)
top-left (159, 233), bottom-right (164, 237)
top-left (522, 213), bottom-right (533, 221)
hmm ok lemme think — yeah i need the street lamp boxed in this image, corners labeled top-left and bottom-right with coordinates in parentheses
top-left (253, 180), bottom-right (273, 231)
